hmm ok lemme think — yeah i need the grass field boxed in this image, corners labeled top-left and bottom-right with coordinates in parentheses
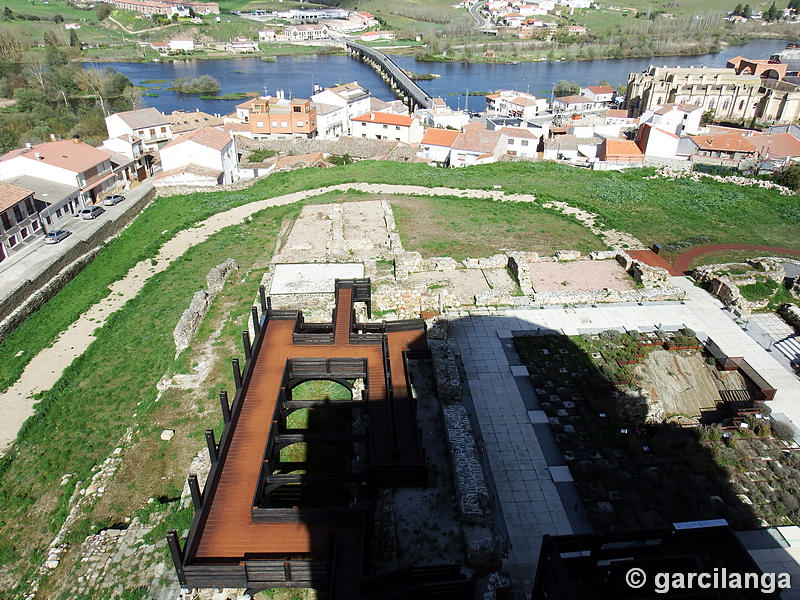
top-left (389, 194), bottom-right (606, 259)
top-left (1, 160), bottom-right (799, 596)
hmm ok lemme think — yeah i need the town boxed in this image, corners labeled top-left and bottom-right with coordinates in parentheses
top-left (2, 9), bottom-right (800, 600)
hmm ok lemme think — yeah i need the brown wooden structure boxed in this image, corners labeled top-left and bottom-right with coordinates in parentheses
top-left (166, 279), bottom-right (452, 598)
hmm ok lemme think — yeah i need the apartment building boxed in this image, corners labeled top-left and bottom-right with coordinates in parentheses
top-left (105, 108), bottom-right (172, 150)
top-left (350, 112), bottom-right (424, 144)
top-left (311, 81), bottom-right (371, 136)
top-left (249, 94), bottom-right (318, 139)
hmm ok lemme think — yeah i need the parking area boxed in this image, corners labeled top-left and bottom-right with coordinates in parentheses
top-left (0, 182), bottom-right (154, 308)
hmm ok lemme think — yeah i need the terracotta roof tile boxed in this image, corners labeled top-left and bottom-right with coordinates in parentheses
top-left (748, 132), bottom-right (800, 158)
top-left (0, 180), bottom-right (33, 212)
top-left (161, 127), bottom-right (233, 152)
top-left (690, 133), bottom-right (756, 153)
top-left (351, 112), bottom-right (414, 126)
top-left (420, 128), bottom-right (460, 147)
top-left (110, 107), bottom-right (167, 130)
top-left (1, 139), bottom-right (109, 174)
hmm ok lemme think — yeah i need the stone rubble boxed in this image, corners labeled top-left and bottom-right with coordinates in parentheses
top-left (646, 166), bottom-right (795, 195)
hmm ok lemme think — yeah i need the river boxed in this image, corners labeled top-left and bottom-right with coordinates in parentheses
top-left (92, 38), bottom-right (790, 114)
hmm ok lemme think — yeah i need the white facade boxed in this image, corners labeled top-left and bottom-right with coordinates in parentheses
top-left (105, 109), bottom-right (172, 150)
top-left (502, 128), bottom-right (539, 158)
top-left (639, 103), bottom-right (703, 136)
top-left (419, 143), bottom-right (452, 164)
top-left (313, 104), bottom-right (347, 139)
top-left (169, 38), bottom-right (195, 51)
top-left (580, 86), bottom-right (615, 103)
top-left (552, 95), bottom-right (600, 113)
top-left (101, 136), bottom-right (145, 160)
top-left (351, 113), bottom-right (425, 144)
top-left (311, 83), bottom-right (371, 135)
top-left (285, 24), bottom-right (329, 41)
top-left (416, 106), bottom-right (471, 130)
top-left (635, 123), bottom-right (681, 159)
top-left (160, 134), bottom-right (237, 184)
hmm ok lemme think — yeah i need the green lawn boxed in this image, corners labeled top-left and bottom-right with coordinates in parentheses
top-left (389, 193), bottom-right (606, 259)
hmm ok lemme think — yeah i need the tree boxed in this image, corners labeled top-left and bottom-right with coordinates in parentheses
top-left (52, 14), bottom-right (63, 23)
top-left (773, 164), bottom-right (800, 191)
top-left (2, 6), bottom-right (11, 19)
top-left (732, 3), bottom-right (743, 16)
top-left (742, 4), bottom-right (752, 18)
top-left (22, 52), bottom-right (46, 91)
top-left (701, 110), bottom-right (714, 126)
top-left (553, 79), bottom-right (579, 95)
top-left (69, 29), bottom-right (79, 48)
top-left (96, 3), bottom-right (111, 20)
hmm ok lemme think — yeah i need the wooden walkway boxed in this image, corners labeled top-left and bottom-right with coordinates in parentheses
top-left (193, 286), bottom-right (424, 569)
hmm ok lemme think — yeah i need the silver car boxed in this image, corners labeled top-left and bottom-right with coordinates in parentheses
top-left (43, 229), bottom-right (71, 244)
top-left (80, 206), bottom-right (105, 220)
top-left (103, 194), bottom-right (124, 206)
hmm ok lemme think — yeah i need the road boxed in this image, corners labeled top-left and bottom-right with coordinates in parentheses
top-left (0, 183), bottom-right (154, 305)
top-left (469, 0), bottom-right (490, 28)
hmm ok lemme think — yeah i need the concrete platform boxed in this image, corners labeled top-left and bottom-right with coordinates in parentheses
top-left (269, 262), bottom-right (364, 294)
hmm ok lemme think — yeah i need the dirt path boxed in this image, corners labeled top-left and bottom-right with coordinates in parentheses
top-left (0, 182), bottom-right (628, 452)
top-left (631, 244), bottom-right (800, 275)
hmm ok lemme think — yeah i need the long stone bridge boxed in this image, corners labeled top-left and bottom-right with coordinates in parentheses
top-left (345, 41), bottom-right (434, 110)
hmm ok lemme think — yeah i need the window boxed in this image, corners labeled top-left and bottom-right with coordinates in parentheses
top-left (161, 127), bottom-right (166, 133)
top-left (256, 121), bottom-right (264, 128)
top-left (281, 122), bottom-right (288, 128)
top-left (149, 129), bottom-right (155, 135)
top-left (521, 140), bottom-right (528, 146)
top-left (293, 106), bottom-right (302, 113)
top-left (1, 212), bottom-right (10, 231)
top-left (362, 122), bottom-right (366, 127)
top-left (395, 126), bottom-right (400, 131)
top-left (395, 137), bottom-right (400, 141)
top-left (508, 139), bottom-right (514, 145)
top-left (45, 215), bottom-right (51, 225)
top-left (20, 227), bottom-right (28, 239)
top-left (738, 99), bottom-right (745, 110)
top-left (31, 220), bottom-right (39, 231)
top-left (13, 206), bottom-right (23, 222)
top-left (362, 134), bottom-right (366, 138)
top-left (296, 120), bottom-right (304, 127)
top-left (25, 198), bottom-right (34, 214)
top-left (56, 208), bottom-right (62, 218)
top-left (272, 120), bottom-right (278, 127)
top-left (8, 235), bottom-right (16, 248)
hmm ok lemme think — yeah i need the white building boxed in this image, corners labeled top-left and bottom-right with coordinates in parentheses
top-left (450, 125), bottom-right (507, 167)
top-left (561, 0), bottom-right (590, 8)
top-left (359, 30), bottom-right (395, 42)
top-left (604, 108), bottom-right (636, 127)
top-left (634, 123), bottom-right (681, 159)
top-left (285, 24), bottom-right (329, 41)
top-left (350, 112), bottom-right (425, 144)
top-left (485, 90), bottom-right (547, 120)
top-left (552, 94), bottom-right (600, 113)
top-left (416, 98), bottom-right (471, 130)
top-left (227, 38), bottom-right (259, 53)
top-left (501, 127), bottom-right (539, 158)
top-left (0, 139), bottom-right (116, 205)
top-left (639, 102), bottom-right (703, 136)
top-left (158, 127), bottom-right (237, 185)
top-left (313, 102), bottom-right (347, 139)
top-left (105, 108), bottom-right (172, 150)
top-left (311, 82), bottom-right (371, 135)
top-left (580, 85), bottom-right (615, 103)
top-left (418, 128), bottom-right (460, 164)
top-left (169, 37), bottom-right (195, 51)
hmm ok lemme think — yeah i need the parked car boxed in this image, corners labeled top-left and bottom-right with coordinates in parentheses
top-left (103, 194), bottom-right (124, 206)
top-left (43, 229), bottom-right (71, 244)
top-left (80, 206), bottom-right (105, 220)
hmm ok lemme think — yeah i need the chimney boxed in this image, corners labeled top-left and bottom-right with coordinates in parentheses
top-left (49, 133), bottom-right (56, 141)
top-left (370, 112), bottom-right (375, 121)
top-left (34, 152), bottom-right (42, 160)
top-left (25, 142), bottom-right (32, 149)
top-left (72, 134), bottom-right (80, 144)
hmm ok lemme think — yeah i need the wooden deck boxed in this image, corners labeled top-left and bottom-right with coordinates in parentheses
top-left (192, 285), bottom-right (425, 565)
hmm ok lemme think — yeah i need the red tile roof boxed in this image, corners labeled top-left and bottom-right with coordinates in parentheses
top-left (161, 127), bottom-right (233, 152)
top-left (420, 128), bottom-right (460, 147)
top-left (500, 127), bottom-right (537, 139)
top-left (748, 132), bottom-right (800, 158)
top-left (0, 180), bottom-right (33, 212)
top-left (605, 109), bottom-right (630, 118)
top-left (0, 139), bottom-right (109, 174)
top-left (351, 112), bottom-right (414, 126)
top-left (690, 134), bottom-right (756, 153)
top-left (452, 128), bottom-right (503, 154)
top-left (555, 95), bottom-right (594, 105)
top-left (588, 85), bottom-right (615, 94)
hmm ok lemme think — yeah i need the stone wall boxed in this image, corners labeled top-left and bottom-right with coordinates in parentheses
top-left (441, 402), bottom-right (491, 525)
top-left (430, 341), bottom-right (462, 403)
top-left (692, 258), bottom-right (788, 315)
top-left (0, 184), bottom-right (156, 341)
top-left (173, 258), bottom-right (238, 355)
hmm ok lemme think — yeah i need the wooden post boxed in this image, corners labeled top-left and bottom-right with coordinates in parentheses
top-left (232, 358), bottom-right (242, 391)
top-left (283, 561), bottom-right (292, 582)
top-left (219, 390), bottom-right (230, 424)
top-left (242, 331), bottom-right (251, 361)
top-left (188, 474), bottom-right (202, 510)
top-left (267, 295), bottom-right (272, 310)
top-left (259, 284), bottom-right (267, 313)
top-left (251, 306), bottom-right (260, 336)
top-left (205, 429), bottom-right (218, 463)
top-left (166, 530), bottom-right (187, 586)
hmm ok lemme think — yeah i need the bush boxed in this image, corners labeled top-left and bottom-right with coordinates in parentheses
top-left (773, 163), bottom-right (800, 191)
top-left (772, 419), bottom-right (796, 442)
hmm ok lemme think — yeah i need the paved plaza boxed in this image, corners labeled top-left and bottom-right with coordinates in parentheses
top-left (446, 276), bottom-right (800, 597)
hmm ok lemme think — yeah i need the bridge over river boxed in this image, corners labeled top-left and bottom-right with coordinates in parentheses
top-left (345, 41), bottom-right (434, 110)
